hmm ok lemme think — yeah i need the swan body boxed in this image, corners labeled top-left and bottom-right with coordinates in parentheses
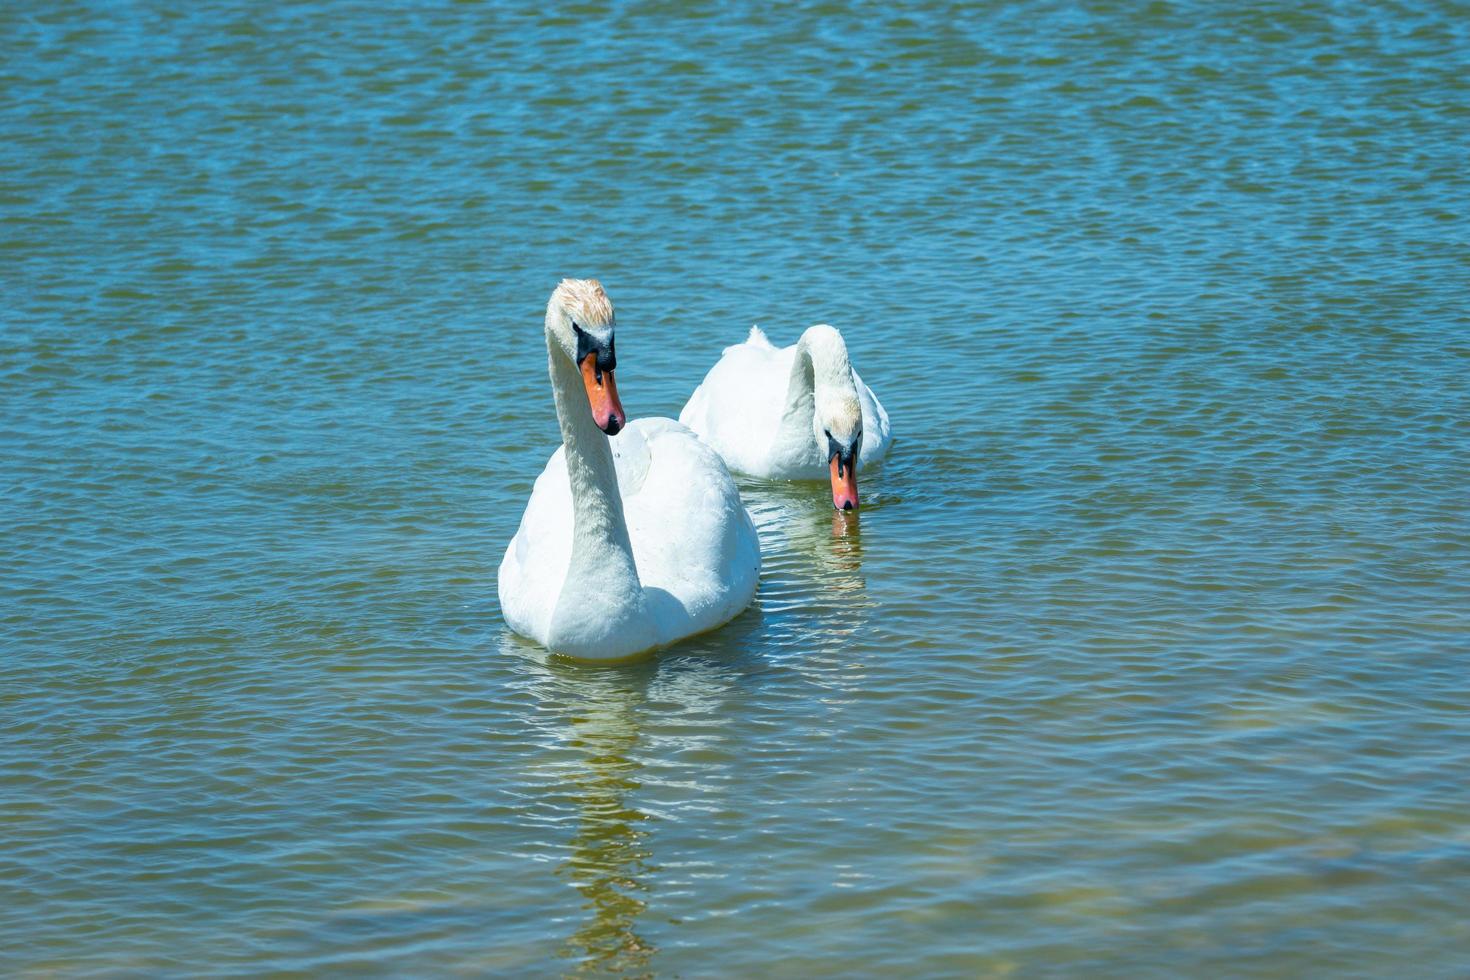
top-left (498, 279), bottom-right (760, 662)
top-left (680, 325), bottom-right (891, 508)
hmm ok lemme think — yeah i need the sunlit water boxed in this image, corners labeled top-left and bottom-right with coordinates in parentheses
top-left (4, 1), bottom-right (1469, 975)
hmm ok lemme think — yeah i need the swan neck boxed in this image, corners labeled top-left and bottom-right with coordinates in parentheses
top-left (787, 334), bottom-right (820, 409)
top-left (775, 333), bottom-right (820, 449)
top-left (547, 332), bottom-right (640, 592)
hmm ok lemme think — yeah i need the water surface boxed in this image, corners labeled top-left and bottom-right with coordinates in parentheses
top-left (4, 1), bottom-right (1470, 975)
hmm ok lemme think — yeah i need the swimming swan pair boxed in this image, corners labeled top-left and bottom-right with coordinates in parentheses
top-left (498, 278), bottom-right (890, 662)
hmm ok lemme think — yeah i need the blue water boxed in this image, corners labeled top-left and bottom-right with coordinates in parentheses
top-left (4, 1), bottom-right (1469, 974)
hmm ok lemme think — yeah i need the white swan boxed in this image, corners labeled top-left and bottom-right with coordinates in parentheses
top-left (679, 325), bottom-right (891, 510)
top-left (498, 279), bottom-right (761, 662)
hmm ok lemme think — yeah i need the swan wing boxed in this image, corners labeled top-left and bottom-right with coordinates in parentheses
top-left (853, 367), bottom-right (892, 469)
top-left (618, 418), bottom-right (761, 643)
top-left (678, 332), bottom-right (794, 476)
top-left (497, 445), bottom-right (574, 647)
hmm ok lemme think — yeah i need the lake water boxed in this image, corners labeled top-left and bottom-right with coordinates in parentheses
top-left (4, 1), bottom-right (1469, 975)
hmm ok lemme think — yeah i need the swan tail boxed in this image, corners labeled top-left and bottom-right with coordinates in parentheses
top-left (722, 324), bottom-right (772, 357)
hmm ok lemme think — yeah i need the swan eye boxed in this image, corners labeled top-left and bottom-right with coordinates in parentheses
top-left (571, 322), bottom-right (615, 372)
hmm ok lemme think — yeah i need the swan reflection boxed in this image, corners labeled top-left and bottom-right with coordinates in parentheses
top-left (739, 483), bottom-right (877, 678)
top-left (540, 669), bottom-right (656, 977)
top-left (514, 653), bottom-right (740, 979)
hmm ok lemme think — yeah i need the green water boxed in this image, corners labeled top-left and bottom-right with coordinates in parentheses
top-left (4, 1), bottom-right (1469, 975)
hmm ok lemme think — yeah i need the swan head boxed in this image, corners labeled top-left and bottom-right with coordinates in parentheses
top-left (546, 278), bottom-right (625, 435)
top-left (804, 325), bottom-right (864, 511)
top-left (821, 398), bottom-right (863, 511)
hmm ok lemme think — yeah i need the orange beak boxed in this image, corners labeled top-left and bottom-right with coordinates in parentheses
top-left (580, 353), bottom-right (625, 435)
top-left (829, 454), bottom-right (858, 511)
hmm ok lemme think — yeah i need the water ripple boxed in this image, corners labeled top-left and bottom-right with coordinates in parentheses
top-left (5, 0), bottom-right (1470, 975)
